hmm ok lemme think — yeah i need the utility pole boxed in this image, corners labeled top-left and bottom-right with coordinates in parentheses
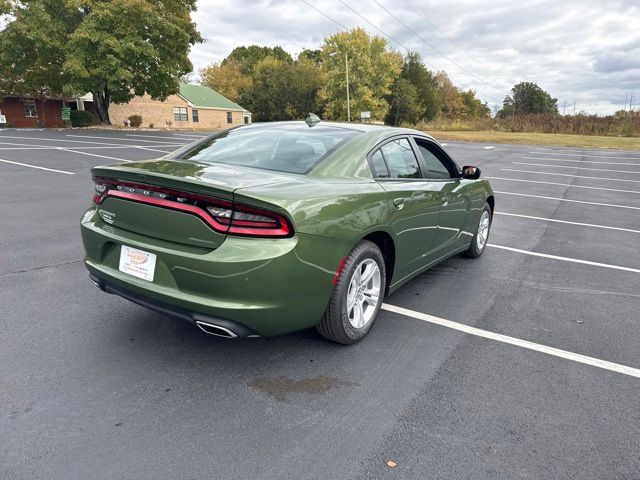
top-left (345, 53), bottom-right (350, 122)
top-left (573, 101), bottom-right (576, 114)
top-left (563, 100), bottom-right (566, 115)
top-left (329, 51), bottom-right (350, 122)
top-left (630, 93), bottom-right (634, 112)
top-left (624, 92), bottom-right (628, 111)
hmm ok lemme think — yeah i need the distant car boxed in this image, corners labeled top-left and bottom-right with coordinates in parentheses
top-left (81, 121), bottom-right (494, 344)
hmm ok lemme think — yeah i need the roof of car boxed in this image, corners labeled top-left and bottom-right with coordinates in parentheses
top-left (245, 120), bottom-right (437, 140)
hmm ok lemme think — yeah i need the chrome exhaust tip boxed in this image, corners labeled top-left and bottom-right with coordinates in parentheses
top-left (195, 320), bottom-right (238, 338)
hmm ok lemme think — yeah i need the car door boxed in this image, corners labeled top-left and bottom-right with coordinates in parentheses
top-left (369, 137), bottom-right (443, 282)
top-left (412, 136), bottom-right (471, 254)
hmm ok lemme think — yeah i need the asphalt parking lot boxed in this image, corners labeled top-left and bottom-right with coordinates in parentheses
top-left (1, 128), bottom-right (639, 479)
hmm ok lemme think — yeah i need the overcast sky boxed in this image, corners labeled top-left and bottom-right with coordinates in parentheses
top-left (190, 0), bottom-right (640, 115)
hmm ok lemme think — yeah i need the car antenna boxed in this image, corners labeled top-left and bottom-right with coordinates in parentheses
top-left (305, 113), bottom-right (321, 127)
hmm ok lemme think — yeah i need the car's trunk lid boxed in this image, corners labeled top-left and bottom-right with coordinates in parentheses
top-left (91, 160), bottom-right (294, 249)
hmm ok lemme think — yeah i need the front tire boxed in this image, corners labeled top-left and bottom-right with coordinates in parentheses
top-left (317, 240), bottom-right (386, 345)
top-left (463, 202), bottom-right (492, 258)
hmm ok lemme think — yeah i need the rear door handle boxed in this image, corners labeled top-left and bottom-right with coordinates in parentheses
top-left (393, 198), bottom-right (405, 210)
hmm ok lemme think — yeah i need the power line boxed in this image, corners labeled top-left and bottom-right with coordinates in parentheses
top-left (369, 0), bottom-right (504, 103)
top-left (372, 0), bottom-right (485, 83)
top-left (335, 0), bottom-right (437, 69)
top-left (299, 0), bottom-right (504, 104)
top-left (300, 0), bottom-right (348, 30)
top-left (402, 0), bottom-right (485, 68)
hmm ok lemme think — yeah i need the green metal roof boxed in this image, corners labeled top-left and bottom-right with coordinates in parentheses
top-left (178, 83), bottom-right (248, 112)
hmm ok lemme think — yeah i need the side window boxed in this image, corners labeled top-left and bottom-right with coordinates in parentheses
top-left (378, 138), bottom-right (421, 179)
top-left (414, 138), bottom-right (456, 179)
top-left (370, 150), bottom-right (389, 178)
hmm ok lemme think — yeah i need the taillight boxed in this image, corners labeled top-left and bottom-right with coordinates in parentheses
top-left (92, 176), bottom-right (292, 238)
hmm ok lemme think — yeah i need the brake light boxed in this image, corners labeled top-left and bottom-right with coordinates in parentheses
top-left (92, 176), bottom-right (292, 238)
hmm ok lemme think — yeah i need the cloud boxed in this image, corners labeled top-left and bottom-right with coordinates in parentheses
top-left (190, 0), bottom-right (640, 114)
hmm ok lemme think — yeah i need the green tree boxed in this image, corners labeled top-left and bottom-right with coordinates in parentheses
top-left (320, 28), bottom-right (402, 121)
top-left (200, 60), bottom-right (253, 103)
top-left (0, 0), bottom-right (69, 127)
top-left (460, 90), bottom-right (490, 119)
top-left (401, 52), bottom-right (440, 121)
top-left (498, 82), bottom-right (558, 117)
top-left (248, 55), bottom-right (324, 121)
top-left (223, 45), bottom-right (292, 75)
top-left (64, 0), bottom-right (202, 123)
top-left (385, 78), bottom-right (421, 126)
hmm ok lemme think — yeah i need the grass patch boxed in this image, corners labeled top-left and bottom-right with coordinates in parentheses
top-left (423, 131), bottom-right (640, 151)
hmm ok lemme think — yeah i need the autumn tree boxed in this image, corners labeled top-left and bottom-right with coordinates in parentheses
top-left (320, 28), bottom-right (402, 121)
top-left (222, 45), bottom-right (292, 75)
top-left (200, 60), bottom-right (252, 103)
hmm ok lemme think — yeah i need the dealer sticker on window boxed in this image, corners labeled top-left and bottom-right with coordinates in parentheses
top-left (119, 245), bottom-right (157, 282)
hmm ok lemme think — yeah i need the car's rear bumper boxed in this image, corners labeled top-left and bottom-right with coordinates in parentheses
top-left (81, 207), bottom-right (351, 336)
top-left (89, 274), bottom-right (259, 337)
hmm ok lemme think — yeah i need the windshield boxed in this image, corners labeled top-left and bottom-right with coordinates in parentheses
top-left (173, 124), bottom-right (361, 174)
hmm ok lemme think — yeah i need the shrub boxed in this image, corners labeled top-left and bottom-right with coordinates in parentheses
top-left (148, 122), bottom-right (154, 128)
top-left (128, 114), bottom-right (143, 128)
top-left (70, 110), bottom-right (94, 127)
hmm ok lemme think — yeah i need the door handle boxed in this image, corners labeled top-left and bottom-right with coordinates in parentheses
top-left (393, 198), bottom-right (405, 210)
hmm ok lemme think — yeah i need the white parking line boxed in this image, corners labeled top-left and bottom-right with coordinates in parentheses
top-left (527, 151), bottom-right (640, 161)
top-left (495, 212), bottom-right (640, 234)
top-left (494, 191), bottom-right (640, 211)
top-left (125, 133), bottom-right (202, 141)
top-left (522, 156), bottom-right (640, 166)
top-left (0, 143), bottom-right (185, 151)
top-left (487, 244), bottom-right (640, 273)
top-left (501, 168), bottom-right (640, 184)
top-left (486, 176), bottom-right (640, 195)
top-left (0, 135), bottom-right (172, 148)
top-left (134, 146), bottom-right (170, 154)
top-left (171, 132), bottom-right (205, 137)
top-left (382, 304), bottom-right (640, 379)
top-left (513, 162), bottom-right (640, 174)
top-left (66, 134), bottom-right (188, 145)
top-left (0, 158), bottom-right (74, 175)
top-left (62, 148), bottom-right (131, 163)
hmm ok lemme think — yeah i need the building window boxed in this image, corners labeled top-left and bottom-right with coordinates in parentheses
top-left (192, 109), bottom-right (199, 123)
top-left (24, 100), bottom-right (38, 118)
top-left (173, 106), bottom-right (188, 121)
top-left (226, 112), bottom-right (233, 124)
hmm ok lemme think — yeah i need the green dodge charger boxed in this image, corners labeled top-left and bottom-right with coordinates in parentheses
top-left (81, 120), bottom-right (494, 344)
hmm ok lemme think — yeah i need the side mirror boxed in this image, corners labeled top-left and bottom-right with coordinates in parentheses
top-left (462, 165), bottom-right (481, 180)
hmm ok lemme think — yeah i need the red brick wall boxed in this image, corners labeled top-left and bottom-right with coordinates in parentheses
top-left (0, 97), bottom-right (66, 128)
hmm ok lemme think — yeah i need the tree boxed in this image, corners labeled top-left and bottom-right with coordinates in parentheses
top-left (200, 60), bottom-right (252, 103)
top-left (401, 52), bottom-right (440, 121)
top-left (434, 71), bottom-right (466, 119)
top-left (222, 45), bottom-right (292, 75)
top-left (248, 55), bottom-right (324, 121)
top-left (385, 78), bottom-right (421, 126)
top-left (460, 90), bottom-right (490, 119)
top-left (498, 82), bottom-right (558, 117)
top-left (63, 0), bottom-right (202, 124)
top-left (0, 0), bottom-right (69, 127)
top-left (320, 28), bottom-right (402, 121)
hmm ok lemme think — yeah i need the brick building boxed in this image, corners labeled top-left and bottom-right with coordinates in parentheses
top-left (0, 96), bottom-right (67, 128)
top-left (108, 84), bottom-right (251, 129)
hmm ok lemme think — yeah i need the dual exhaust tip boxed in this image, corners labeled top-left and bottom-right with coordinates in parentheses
top-left (195, 320), bottom-right (238, 338)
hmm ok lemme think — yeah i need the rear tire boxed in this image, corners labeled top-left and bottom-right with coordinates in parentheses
top-left (317, 240), bottom-right (386, 345)
top-left (463, 202), bottom-right (492, 258)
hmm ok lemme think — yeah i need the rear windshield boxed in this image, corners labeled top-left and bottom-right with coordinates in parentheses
top-left (174, 124), bottom-right (361, 174)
